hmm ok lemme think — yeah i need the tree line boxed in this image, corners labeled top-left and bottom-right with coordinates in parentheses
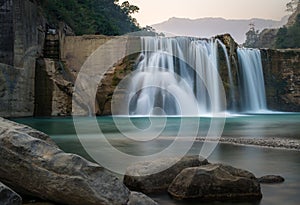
top-left (40, 0), bottom-right (140, 35)
top-left (275, 0), bottom-right (300, 48)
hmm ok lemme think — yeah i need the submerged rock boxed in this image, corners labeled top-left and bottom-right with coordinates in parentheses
top-left (258, 175), bottom-right (285, 184)
top-left (123, 155), bottom-right (208, 194)
top-left (168, 164), bottom-right (262, 201)
top-left (0, 182), bottom-right (22, 205)
top-left (127, 192), bottom-right (159, 205)
top-left (0, 117), bottom-right (131, 205)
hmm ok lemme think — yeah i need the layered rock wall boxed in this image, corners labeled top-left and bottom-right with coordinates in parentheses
top-left (61, 35), bottom-right (114, 73)
top-left (0, 0), bottom-right (46, 117)
top-left (34, 58), bottom-right (73, 116)
top-left (261, 49), bottom-right (300, 111)
top-left (0, 0), bottom-right (13, 65)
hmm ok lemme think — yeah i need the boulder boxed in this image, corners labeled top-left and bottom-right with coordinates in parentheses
top-left (123, 155), bottom-right (208, 194)
top-left (0, 117), bottom-right (130, 205)
top-left (258, 175), bottom-right (285, 184)
top-left (0, 117), bottom-right (56, 146)
top-left (127, 192), bottom-right (159, 205)
top-left (168, 164), bottom-right (262, 201)
top-left (0, 182), bottom-right (22, 205)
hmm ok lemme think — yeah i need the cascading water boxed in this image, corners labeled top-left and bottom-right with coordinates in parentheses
top-left (237, 48), bottom-right (267, 112)
top-left (124, 36), bottom-right (268, 116)
top-left (127, 37), bottom-right (229, 116)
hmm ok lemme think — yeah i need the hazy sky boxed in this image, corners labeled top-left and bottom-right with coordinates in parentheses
top-left (126, 0), bottom-right (291, 26)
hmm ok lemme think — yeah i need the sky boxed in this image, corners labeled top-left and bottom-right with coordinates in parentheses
top-left (125, 0), bottom-right (291, 26)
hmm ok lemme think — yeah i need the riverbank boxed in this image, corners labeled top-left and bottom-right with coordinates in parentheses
top-left (197, 136), bottom-right (300, 151)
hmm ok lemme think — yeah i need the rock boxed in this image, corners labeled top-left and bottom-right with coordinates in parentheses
top-left (258, 175), bottom-right (285, 184)
top-left (216, 164), bottom-right (257, 180)
top-left (0, 117), bottom-right (56, 146)
top-left (0, 0), bottom-right (45, 118)
top-left (127, 192), bottom-right (159, 205)
top-left (35, 58), bottom-right (73, 117)
top-left (123, 155), bottom-right (209, 194)
top-left (261, 49), bottom-right (300, 112)
top-left (23, 203), bottom-right (55, 205)
top-left (168, 164), bottom-right (262, 201)
top-left (0, 182), bottom-right (22, 205)
top-left (0, 118), bottom-right (130, 205)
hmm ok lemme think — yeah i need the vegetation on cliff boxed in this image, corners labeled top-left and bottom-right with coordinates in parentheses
top-left (244, 0), bottom-right (300, 48)
top-left (40, 0), bottom-right (140, 35)
top-left (275, 14), bottom-right (300, 48)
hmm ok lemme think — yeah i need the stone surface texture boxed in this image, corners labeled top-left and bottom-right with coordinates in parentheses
top-left (0, 181), bottom-right (22, 205)
top-left (0, 117), bottom-right (131, 205)
top-left (168, 164), bottom-right (262, 201)
top-left (123, 156), bottom-right (209, 194)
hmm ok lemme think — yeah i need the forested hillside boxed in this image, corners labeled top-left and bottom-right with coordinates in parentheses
top-left (244, 0), bottom-right (300, 48)
top-left (40, 0), bottom-right (140, 35)
top-left (275, 14), bottom-right (300, 48)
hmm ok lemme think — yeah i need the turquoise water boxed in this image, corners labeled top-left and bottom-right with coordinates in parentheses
top-left (13, 113), bottom-right (300, 138)
top-left (13, 114), bottom-right (300, 205)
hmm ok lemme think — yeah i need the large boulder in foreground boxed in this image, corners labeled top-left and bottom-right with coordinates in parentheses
top-left (168, 164), bottom-right (262, 201)
top-left (0, 182), bottom-right (22, 205)
top-left (0, 117), bottom-right (130, 205)
top-left (123, 155), bottom-right (209, 194)
top-left (0, 117), bottom-right (56, 146)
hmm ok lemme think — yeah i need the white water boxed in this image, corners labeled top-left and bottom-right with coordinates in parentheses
top-left (125, 37), bottom-right (267, 116)
top-left (237, 48), bottom-right (267, 112)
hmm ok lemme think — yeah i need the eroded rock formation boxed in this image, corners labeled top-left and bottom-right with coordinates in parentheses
top-left (261, 49), bottom-right (300, 111)
top-left (0, 0), bottom-right (46, 117)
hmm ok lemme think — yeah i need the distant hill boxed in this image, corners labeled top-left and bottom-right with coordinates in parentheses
top-left (152, 16), bottom-right (289, 44)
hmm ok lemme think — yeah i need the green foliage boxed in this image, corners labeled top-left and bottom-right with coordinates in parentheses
top-left (40, 0), bottom-right (140, 35)
top-left (120, 1), bottom-right (139, 15)
top-left (275, 14), bottom-right (300, 48)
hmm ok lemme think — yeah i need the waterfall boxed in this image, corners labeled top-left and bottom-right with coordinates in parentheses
top-left (123, 37), bottom-right (268, 116)
top-left (237, 48), bottom-right (267, 112)
top-left (126, 37), bottom-right (229, 116)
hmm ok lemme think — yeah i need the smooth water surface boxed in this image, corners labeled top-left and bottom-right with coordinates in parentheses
top-left (13, 114), bottom-right (300, 205)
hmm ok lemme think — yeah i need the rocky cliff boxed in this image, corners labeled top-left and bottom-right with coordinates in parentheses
top-left (0, 1), bottom-right (139, 117)
top-left (0, 0), bottom-right (46, 117)
top-left (36, 35), bottom-right (139, 116)
top-left (261, 49), bottom-right (300, 111)
top-left (34, 58), bottom-right (73, 116)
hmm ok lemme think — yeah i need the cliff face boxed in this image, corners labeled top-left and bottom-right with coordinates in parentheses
top-left (0, 0), bottom-right (13, 65)
top-left (36, 35), bottom-right (135, 116)
top-left (261, 49), bottom-right (300, 111)
top-left (34, 58), bottom-right (73, 116)
top-left (0, 0), bottom-right (46, 117)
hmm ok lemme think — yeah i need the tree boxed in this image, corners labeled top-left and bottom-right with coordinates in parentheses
top-left (286, 0), bottom-right (299, 13)
top-left (275, 14), bottom-right (300, 48)
top-left (120, 1), bottom-right (139, 15)
top-left (40, 0), bottom-right (140, 35)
